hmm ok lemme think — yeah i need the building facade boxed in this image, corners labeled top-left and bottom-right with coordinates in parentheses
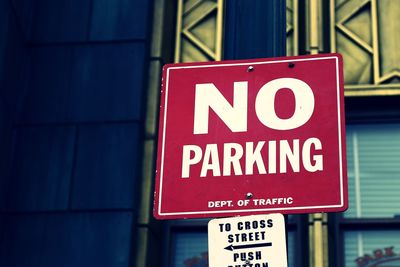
top-left (0, 0), bottom-right (399, 267)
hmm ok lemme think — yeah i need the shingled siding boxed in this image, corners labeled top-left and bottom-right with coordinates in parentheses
top-left (0, 0), bottom-right (152, 266)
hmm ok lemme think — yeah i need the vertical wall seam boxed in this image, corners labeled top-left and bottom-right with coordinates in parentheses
top-left (86, 0), bottom-right (94, 42)
top-left (67, 126), bottom-right (80, 210)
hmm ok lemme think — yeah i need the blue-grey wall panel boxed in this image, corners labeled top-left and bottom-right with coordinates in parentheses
top-left (0, 215), bottom-right (4, 257)
top-left (30, 0), bottom-right (90, 43)
top-left (224, 0), bottom-right (286, 60)
top-left (0, 0), bottom-right (10, 86)
top-left (0, 0), bottom-right (20, 214)
top-left (90, 0), bottom-right (150, 41)
top-left (0, 107), bottom-right (12, 211)
top-left (0, 212), bottom-right (133, 267)
top-left (19, 43), bottom-right (146, 123)
top-left (11, 0), bottom-right (35, 40)
top-left (71, 123), bottom-right (140, 209)
top-left (2, 14), bottom-right (30, 121)
top-left (0, 103), bottom-right (6, 210)
top-left (4, 126), bottom-right (75, 211)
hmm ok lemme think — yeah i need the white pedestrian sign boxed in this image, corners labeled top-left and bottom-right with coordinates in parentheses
top-left (208, 214), bottom-right (287, 267)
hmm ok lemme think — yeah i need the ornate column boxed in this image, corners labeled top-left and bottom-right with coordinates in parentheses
top-left (174, 0), bottom-right (224, 62)
top-left (331, 0), bottom-right (400, 96)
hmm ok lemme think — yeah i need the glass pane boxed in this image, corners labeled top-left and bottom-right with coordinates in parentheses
top-left (345, 124), bottom-right (400, 218)
top-left (171, 231), bottom-right (297, 267)
top-left (172, 232), bottom-right (208, 267)
top-left (344, 230), bottom-right (400, 267)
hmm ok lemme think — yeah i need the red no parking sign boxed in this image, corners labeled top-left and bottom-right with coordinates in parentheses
top-left (154, 53), bottom-right (347, 220)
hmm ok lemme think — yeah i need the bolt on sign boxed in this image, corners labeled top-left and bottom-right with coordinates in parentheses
top-left (154, 53), bottom-right (347, 220)
top-left (208, 214), bottom-right (287, 267)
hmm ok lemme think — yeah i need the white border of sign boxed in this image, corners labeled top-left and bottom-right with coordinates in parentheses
top-left (158, 55), bottom-right (344, 216)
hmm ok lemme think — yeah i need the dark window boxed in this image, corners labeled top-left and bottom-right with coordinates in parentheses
top-left (331, 97), bottom-right (400, 267)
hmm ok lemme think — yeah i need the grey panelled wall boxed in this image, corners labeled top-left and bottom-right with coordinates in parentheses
top-left (0, 0), bottom-right (13, 208)
top-left (0, 0), bottom-right (153, 266)
top-left (0, 0), bottom-right (31, 209)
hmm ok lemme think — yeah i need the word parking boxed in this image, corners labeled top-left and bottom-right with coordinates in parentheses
top-left (182, 79), bottom-right (323, 178)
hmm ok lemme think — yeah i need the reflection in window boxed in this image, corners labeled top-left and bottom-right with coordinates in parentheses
top-left (172, 232), bottom-right (208, 267)
top-left (345, 124), bottom-right (400, 218)
top-left (344, 231), bottom-right (400, 267)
